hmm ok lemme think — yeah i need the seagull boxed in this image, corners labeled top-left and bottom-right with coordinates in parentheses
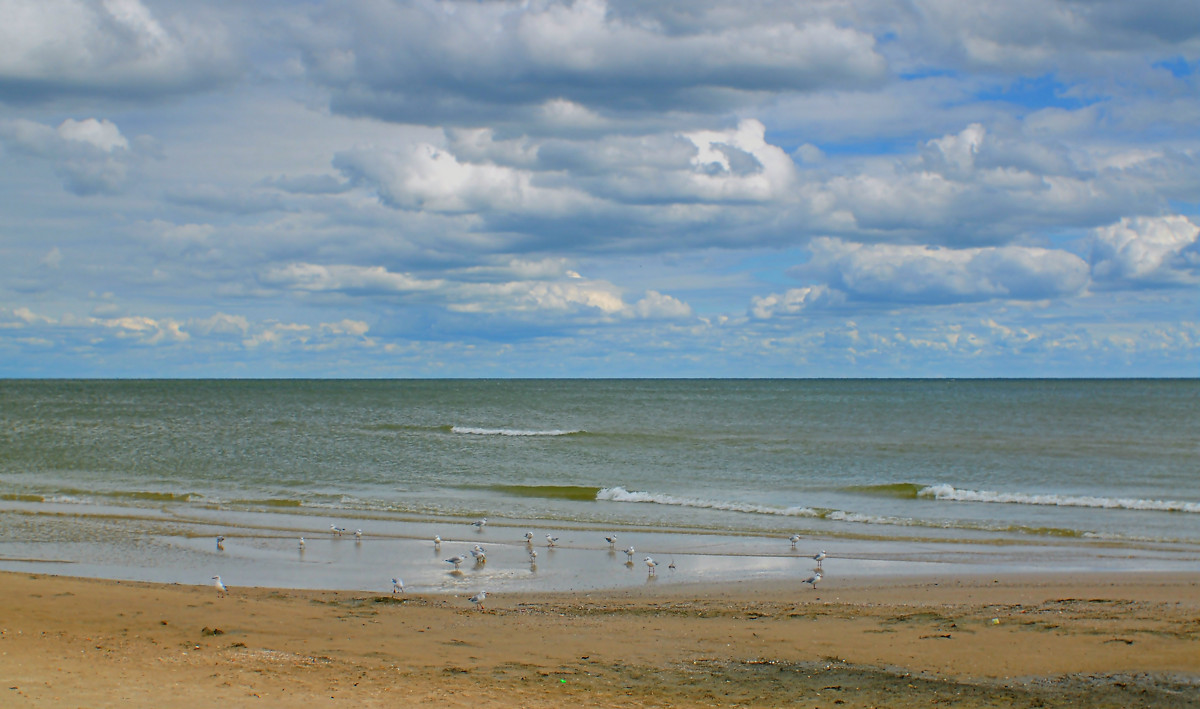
top-left (298, 537), bottom-right (306, 551)
top-left (644, 557), bottom-right (659, 575)
top-left (605, 535), bottom-right (618, 548)
top-left (445, 555), bottom-right (466, 570)
top-left (545, 535), bottom-right (558, 547)
top-left (392, 577), bottom-right (405, 594)
top-left (433, 535), bottom-right (442, 547)
top-left (528, 549), bottom-right (538, 562)
top-left (471, 518), bottom-right (487, 531)
top-left (623, 546), bottom-right (635, 561)
top-left (668, 558), bottom-right (676, 571)
top-left (802, 570), bottom-right (823, 589)
top-left (469, 590), bottom-right (487, 611)
top-left (330, 524), bottom-right (345, 536)
top-left (812, 550), bottom-right (826, 567)
top-left (216, 536), bottom-right (225, 551)
top-left (212, 575), bottom-right (227, 596)
top-left (470, 545), bottom-right (487, 564)
top-left (789, 534), bottom-right (801, 549)
top-left (523, 532), bottom-right (534, 544)
top-left (355, 529), bottom-right (363, 541)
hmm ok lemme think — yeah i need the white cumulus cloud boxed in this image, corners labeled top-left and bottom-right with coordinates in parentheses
top-left (335, 142), bottom-right (598, 215)
top-left (1089, 215), bottom-right (1200, 286)
top-left (795, 237), bottom-right (1092, 305)
top-left (261, 263), bottom-right (443, 294)
top-left (0, 0), bottom-right (237, 101)
top-left (301, 0), bottom-right (887, 126)
top-left (632, 290), bottom-right (693, 320)
top-left (0, 117), bottom-right (139, 194)
top-left (751, 285), bottom-right (844, 319)
top-left (680, 119), bottom-right (797, 202)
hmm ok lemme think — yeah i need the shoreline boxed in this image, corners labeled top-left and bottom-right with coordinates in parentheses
top-left (3, 570), bottom-right (1197, 707)
top-left (5, 501), bottom-right (1198, 597)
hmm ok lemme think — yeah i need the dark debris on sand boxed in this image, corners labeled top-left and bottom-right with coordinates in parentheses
top-left (664, 660), bottom-right (1200, 708)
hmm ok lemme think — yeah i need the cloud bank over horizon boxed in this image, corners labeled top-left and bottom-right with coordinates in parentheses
top-left (1, 0), bottom-right (1197, 377)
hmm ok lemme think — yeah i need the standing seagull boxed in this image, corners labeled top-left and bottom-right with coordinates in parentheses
top-left (789, 534), bottom-right (800, 549)
top-left (545, 535), bottom-right (558, 548)
top-left (801, 570), bottom-right (823, 589)
top-left (523, 531), bottom-right (534, 544)
top-left (812, 550), bottom-right (826, 568)
top-left (469, 590), bottom-right (487, 611)
top-left (212, 575), bottom-right (227, 596)
top-left (472, 518), bottom-right (487, 531)
top-left (605, 534), bottom-right (618, 548)
top-left (623, 546), bottom-right (636, 562)
top-left (355, 529), bottom-right (363, 542)
top-left (298, 537), bottom-right (306, 551)
top-left (392, 577), bottom-right (405, 594)
top-left (445, 555), bottom-right (466, 570)
top-left (330, 524), bottom-right (345, 536)
top-left (644, 557), bottom-right (659, 575)
top-left (433, 535), bottom-right (442, 548)
top-left (216, 536), bottom-right (226, 551)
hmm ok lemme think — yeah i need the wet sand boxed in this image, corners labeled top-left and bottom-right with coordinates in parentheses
top-left (2, 570), bottom-right (1197, 707)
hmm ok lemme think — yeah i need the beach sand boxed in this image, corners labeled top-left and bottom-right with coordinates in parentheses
top-left (1, 570), bottom-right (1197, 707)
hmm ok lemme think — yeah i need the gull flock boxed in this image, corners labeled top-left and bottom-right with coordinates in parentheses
top-left (206, 523), bottom-right (831, 609)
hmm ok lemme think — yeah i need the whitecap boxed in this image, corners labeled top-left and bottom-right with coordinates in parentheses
top-left (451, 426), bottom-right (581, 437)
top-left (596, 486), bottom-right (820, 517)
top-left (918, 484), bottom-right (1200, 513)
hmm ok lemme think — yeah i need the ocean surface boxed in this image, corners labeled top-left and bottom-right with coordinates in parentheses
top-left (1, 379), bottom-right (1197, 593)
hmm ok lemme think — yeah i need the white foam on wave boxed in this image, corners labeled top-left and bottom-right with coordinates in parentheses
top-left (825, 509), bottom-right (908, 525)
top-left (918, 484), bottom-right (1200, 513)
top-left (594, 486), bottom-right (1097, 537)
top-left (596, 486), bottom-right (820, 517)
top-left (592, 486), bottom-right (1199, 542)
top-left (451, 426), bottom-right (581, 437)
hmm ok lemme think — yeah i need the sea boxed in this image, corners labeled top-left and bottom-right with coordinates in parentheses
top-left (1, 379), bottom-right (1197, 594)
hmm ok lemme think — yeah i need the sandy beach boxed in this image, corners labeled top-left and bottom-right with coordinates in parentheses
top-left (2, 570), bottom-right (1196, 707)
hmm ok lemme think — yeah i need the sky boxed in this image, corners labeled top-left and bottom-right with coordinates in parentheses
top-left (0, 0), bottom-right (1197, 378)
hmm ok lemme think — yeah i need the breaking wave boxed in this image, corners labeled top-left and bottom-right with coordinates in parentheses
top-left (594, 486), bottom-right (1088, 537)
top-left (596, 486), bottom-right (821, 517)
top-left (917, 484), bottom-right (1200, 513)
top-left (450, 426), bottom-right (584, 437)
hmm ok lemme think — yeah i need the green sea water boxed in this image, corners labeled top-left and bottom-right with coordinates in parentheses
top-left (1, 379), bottom-right (1197, 590)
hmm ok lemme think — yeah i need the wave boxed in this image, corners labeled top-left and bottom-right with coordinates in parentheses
top-left (488, 484), bottom-right (602, 501)
top-left (822, 509), bottom-right (1085, 537)
top-left (363, 423), bottom-right (427, 433)
top-left (229, 497), bottom-right (305, 508)
top-left (917, 484), bottom-right (1200, 513)
top-left (842, 483), bottom-right (924, 499)
top-left (596, 486), bottom-right (822, 517)
top-left (450, 426), bottom-right (584, 437)
top-left (0, 493), bottom-right (46, 502)
top-left (107, 490), bottom-right (199, 503)
top-left (35, 489), bottom-right (201, 504)
top-left (595, 486), bottom-right (1088, 538)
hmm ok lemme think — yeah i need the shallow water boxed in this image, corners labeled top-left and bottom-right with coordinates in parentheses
top-left (2, 500), bottom-right (1196, 594)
